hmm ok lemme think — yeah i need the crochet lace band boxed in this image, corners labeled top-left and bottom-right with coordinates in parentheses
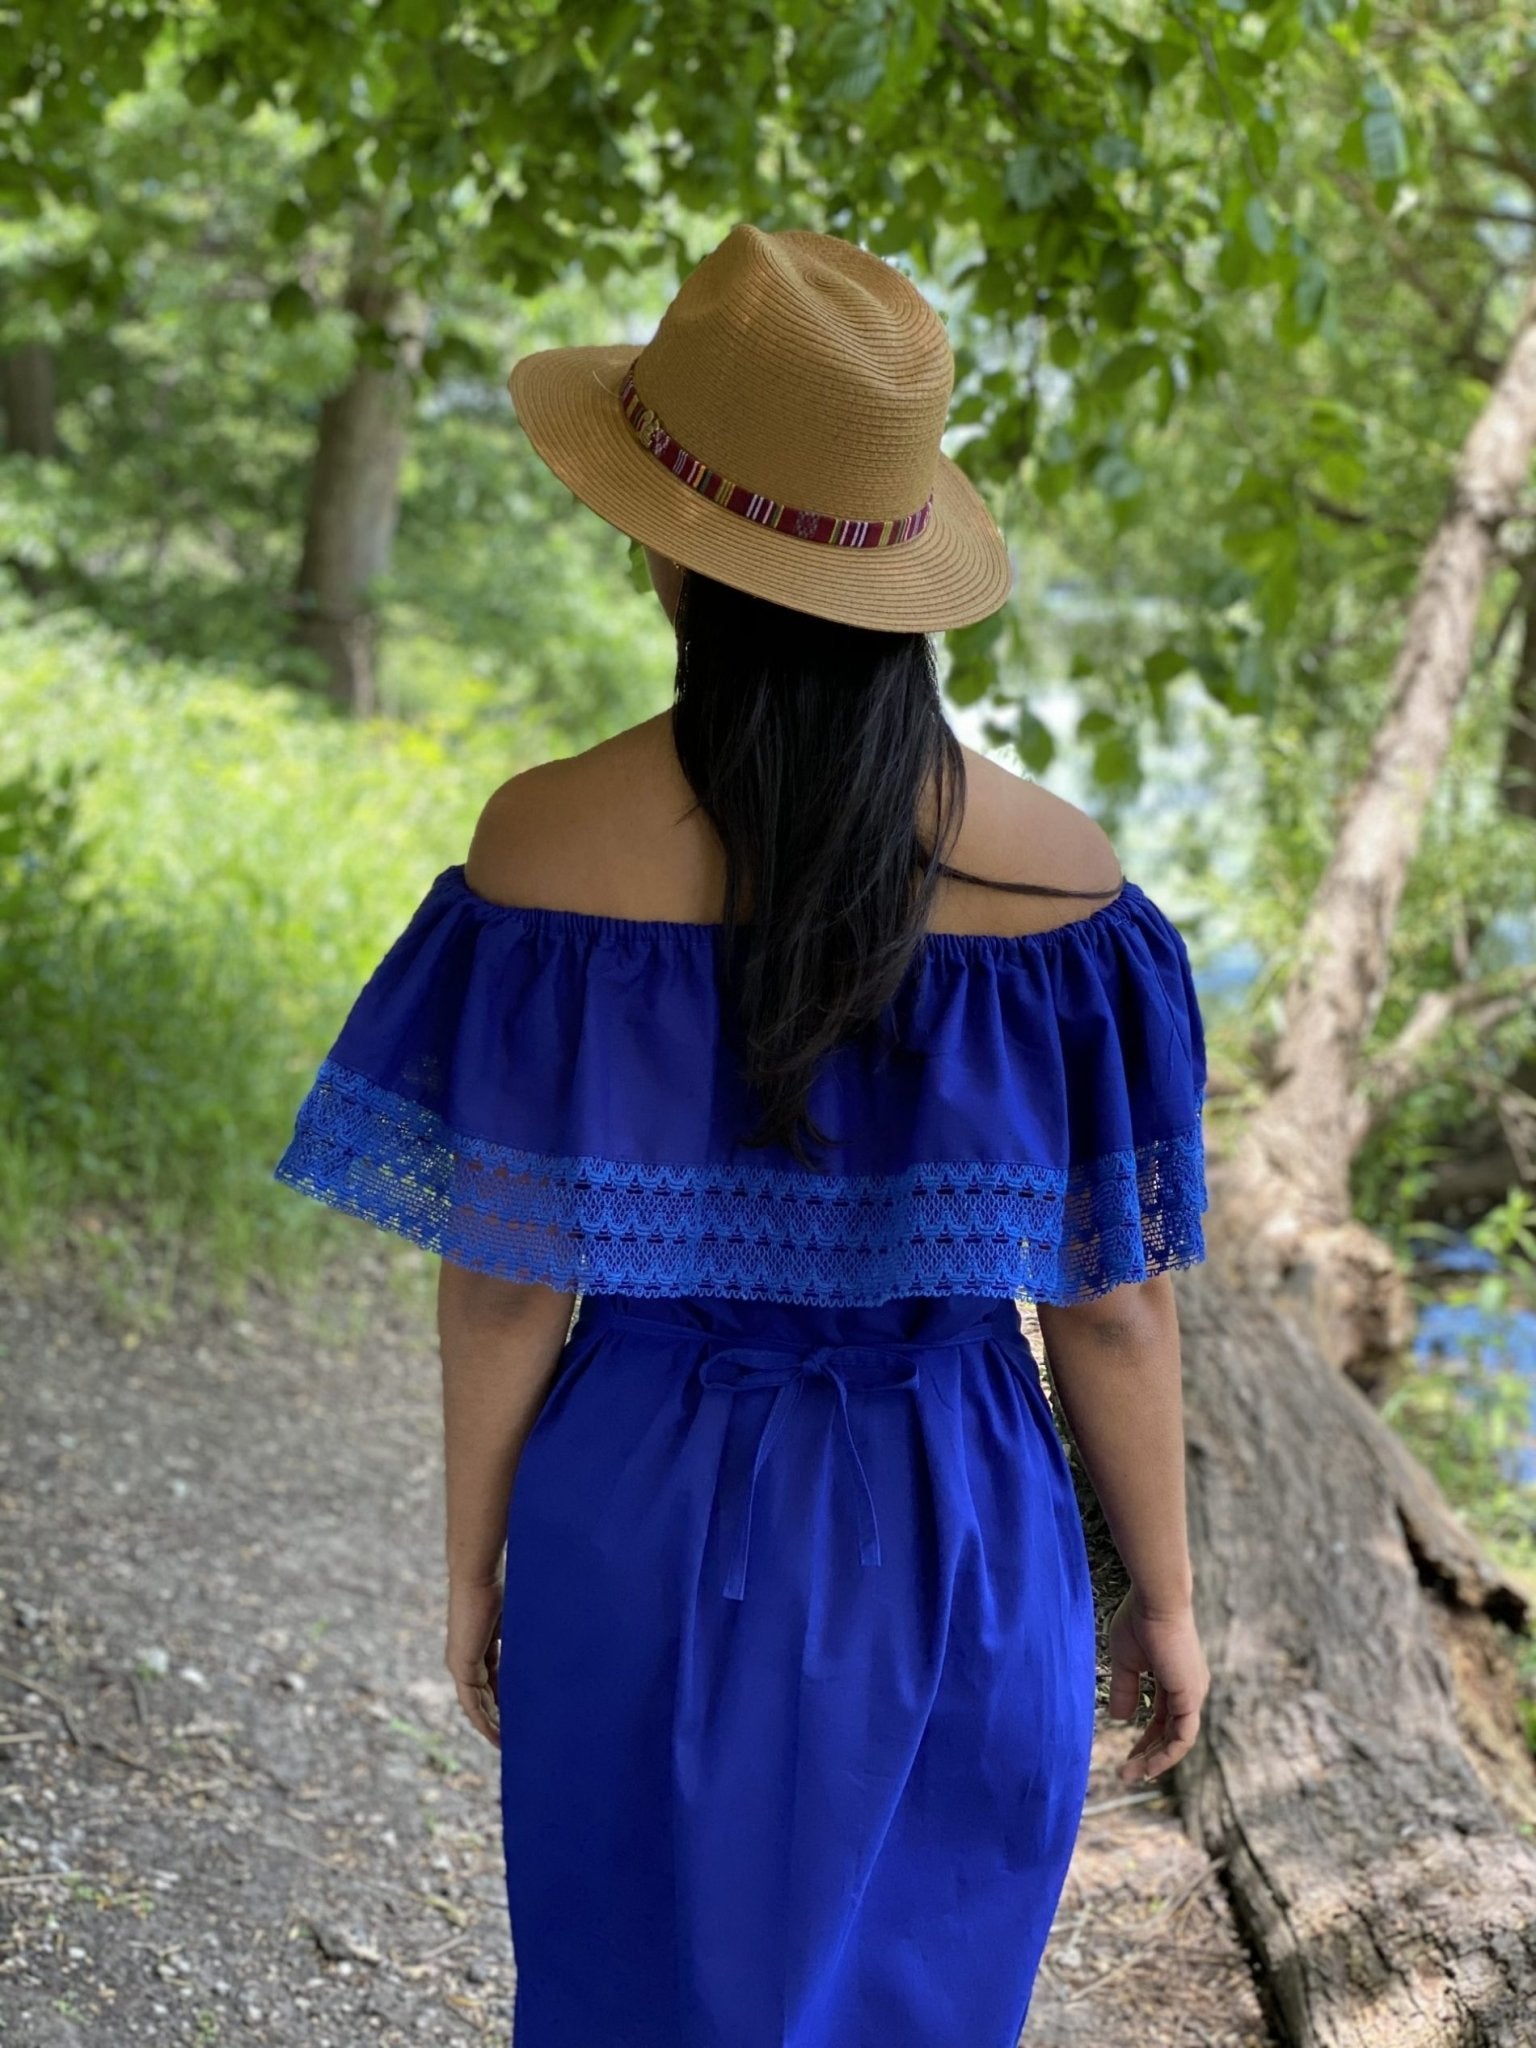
top-left (275, 1056), bottom-right (1209, 1307)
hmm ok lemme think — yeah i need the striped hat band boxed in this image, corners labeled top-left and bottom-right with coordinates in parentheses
top-left (618, 362), bottom-right (934, 551)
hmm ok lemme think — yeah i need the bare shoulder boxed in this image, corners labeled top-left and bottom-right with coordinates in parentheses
top-left (461, 720), bottom-right (1121, 928)
top-left (462, 714), bottom-right (679, 913)
top-left (947, 742), bottom-right (1123, 903)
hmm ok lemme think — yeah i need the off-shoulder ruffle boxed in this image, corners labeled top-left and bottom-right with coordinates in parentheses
top-left (272, 865), bottom-right (1209, 1307)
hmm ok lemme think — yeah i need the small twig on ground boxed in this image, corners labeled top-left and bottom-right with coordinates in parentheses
top-left (0, 1663), bottom-right (83, 1745)
top-left (1080, 1786), bottom-right (1169, 1818)
top-left (1055, 1862), bottom-right (1229, 2005)
top-left (404, 1929), bottom-right (472, 1973)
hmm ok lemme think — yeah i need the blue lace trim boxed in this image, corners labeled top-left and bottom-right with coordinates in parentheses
top-left (273, 1057), bottom-right (1208, 1306)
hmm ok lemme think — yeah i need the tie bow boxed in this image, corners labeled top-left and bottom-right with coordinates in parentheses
top-left (697, 1343), bottom-right (922, 1600)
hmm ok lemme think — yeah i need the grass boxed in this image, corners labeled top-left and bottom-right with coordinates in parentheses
top-left (0, 593), bottom-right (593, 1325)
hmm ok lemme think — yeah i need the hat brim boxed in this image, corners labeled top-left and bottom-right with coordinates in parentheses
top-left (507, 344), bottom-right (1013, 634)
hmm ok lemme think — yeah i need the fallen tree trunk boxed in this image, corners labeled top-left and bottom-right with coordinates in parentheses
top-left (1171, 1248), bottom-right (1536, 2046)
top-left (1218, 271), bottom-right (1536, 1385)
top-left (1135, 270), bottom-right (1536, 2035)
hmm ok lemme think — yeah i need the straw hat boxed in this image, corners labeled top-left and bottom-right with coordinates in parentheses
top-left (506, 222), bottom-right (1014, 633)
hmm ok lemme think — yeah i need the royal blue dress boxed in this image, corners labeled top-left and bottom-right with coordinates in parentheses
top-left (273, 863), bottom-right (1209, 2048)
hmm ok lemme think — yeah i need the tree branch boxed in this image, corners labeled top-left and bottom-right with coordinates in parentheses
top-left (1359, 967), bottom-right (1536, 1117)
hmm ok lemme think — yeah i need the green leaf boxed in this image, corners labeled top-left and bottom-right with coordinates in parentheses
top-left (268, 281), bottom-right (315, 330)
top-left (1316, 451), bottom-right (1365, 500)
top-left (1234, 636), bottom-right (1279, 715)
top-left (1153, 358), bottom-right (1177, 426)
top-left (1091, 132), bottom-right (1142, 174)
top-left (272, 199), bottom-right (308, 245)
top-left (1116, 45), bottom-right (1154, 122)
top-left (515, 39), bottom-right (568, 103)
top-left (820, 14), bottom-right (889, 103)
top-left (1147, 35), bottom-right (1196, 83)
top-left (1244, 192), bottom-right (1276, 256)
top-left (1094, 248), bottom-right (1141, 328)
top-left (1290, 254), bottom-right (1329, 334)
top-left (1004, 148), bottom-right (1051, 213)
top-left (1189, 319), bottom-right (1230, 379)
top-left (1362, 98), bottom-right (1408, 182)
top-left (946, 657), bottom-right (995, 708)
top-left (1091, 730), bottom-right (1138, 786)
top-left (626, 537), bottom-right (652, 598)
top-left (1076, 707), bottom-right (1116, 736)
top-left (1097, 341), bottom-right (1162, 394)
top-left (182, 55), bottom-right (227, 106)
top-left (1144, 647), bottom-right (1189, 686)
top-left (950, 607), bottom-right (1008, 660)
top-left (1013, 704), bottom-right (1056, 774)
top-left (1090, 447), bottom-right (1143, 502)
top-left (1216, 232), bottom-right (1252, 290)
top-left (422, 333), bottom-right (484, 380)
top-left (586, 3), bottom-right (645, 78)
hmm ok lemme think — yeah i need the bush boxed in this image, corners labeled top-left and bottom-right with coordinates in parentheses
top-left (0, 598), bottom-right (564, 1321)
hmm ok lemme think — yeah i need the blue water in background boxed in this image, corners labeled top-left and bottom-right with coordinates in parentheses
top-left (1182, 936), bottom-right (1536, 1492)
top-left (1407, 1236), bottom-right (1536, 1486)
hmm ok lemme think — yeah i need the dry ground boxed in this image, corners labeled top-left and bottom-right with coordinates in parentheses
top-left (0, 1244), bottom-right (1272, 2046)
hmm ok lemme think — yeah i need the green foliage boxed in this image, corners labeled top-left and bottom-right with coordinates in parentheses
top-left (0, 762), bottom-right (102, 1216)
top-left (0, 596), bottom-right (609, 1311)
top-left (0, 89), bottom-right (676, 728)
top-left (5, 1), bottom-right (1356, 733)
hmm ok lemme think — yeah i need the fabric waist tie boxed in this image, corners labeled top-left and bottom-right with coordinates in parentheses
top-left (700, 1343), bottom-right (921, 1600)
top-left (583, 1301), bottom-right (1017, 1602)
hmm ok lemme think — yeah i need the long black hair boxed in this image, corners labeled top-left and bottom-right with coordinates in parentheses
top-left (668, 569), bottom-right (1122, 1168)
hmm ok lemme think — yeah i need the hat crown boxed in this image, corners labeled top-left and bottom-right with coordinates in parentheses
top-left (631, 224), bottom-right (955, 524)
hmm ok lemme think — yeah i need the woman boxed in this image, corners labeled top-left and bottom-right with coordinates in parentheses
top-left (275, 222), bottom-right (1211, 2047)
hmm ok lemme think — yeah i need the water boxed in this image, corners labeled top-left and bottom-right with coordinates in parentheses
top-left (1409, 1234), bottom-right (1536, 1486)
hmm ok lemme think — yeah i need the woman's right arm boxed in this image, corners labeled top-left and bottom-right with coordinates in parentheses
top-left (1036, 1274), bottom-right (1210, 1784)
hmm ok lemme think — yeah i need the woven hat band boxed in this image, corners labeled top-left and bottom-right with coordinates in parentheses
top-left (618, 362), bottom-right (935, 551)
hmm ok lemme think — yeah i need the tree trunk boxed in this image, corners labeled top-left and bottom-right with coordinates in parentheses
top-left (1, 342), bottom-right (59, 458)
top-left (1497, 558), bottom-right (1536, 822)
top-left (1218, 273), bottom-right (1536, 1384)
top-left (1122, 272), bottom-right (1536, 2043)
top-left (1166, 1259), bottom-right (1536, 2047)
top-left (291, 247), bottom-right (424, 714)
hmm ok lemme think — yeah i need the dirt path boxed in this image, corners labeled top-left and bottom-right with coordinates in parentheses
top-left (1, 1250), bottom-right (1270, 2046)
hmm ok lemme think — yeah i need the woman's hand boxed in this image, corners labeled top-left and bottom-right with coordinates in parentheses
top-left (1105, 1590), bottom-right (1210, 1785)
top-left (446, 1576), bottom-right (503, 1749)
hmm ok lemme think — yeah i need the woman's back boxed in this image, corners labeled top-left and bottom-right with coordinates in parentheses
top-left (462, 708), bottom-right (1124, 940)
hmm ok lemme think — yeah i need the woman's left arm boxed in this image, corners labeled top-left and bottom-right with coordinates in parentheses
top-left (437, 1263), bottom-right (578, 1746)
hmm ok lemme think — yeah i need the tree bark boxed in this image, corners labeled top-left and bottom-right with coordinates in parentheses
top-left (1497, 556), bottom-right (1536, 822)
top-left (1168, 1260), bottom-right (1536, 2047)
top-left (1217, 273), bottom-right (1536, 1384)
top-left (291, 237), bottom-right (424, 714)
top-left (1, 342), bottom-right (59, 458)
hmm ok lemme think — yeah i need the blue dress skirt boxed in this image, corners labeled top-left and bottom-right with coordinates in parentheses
top-left (497, 1286), bottom-right (1098, 2048)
